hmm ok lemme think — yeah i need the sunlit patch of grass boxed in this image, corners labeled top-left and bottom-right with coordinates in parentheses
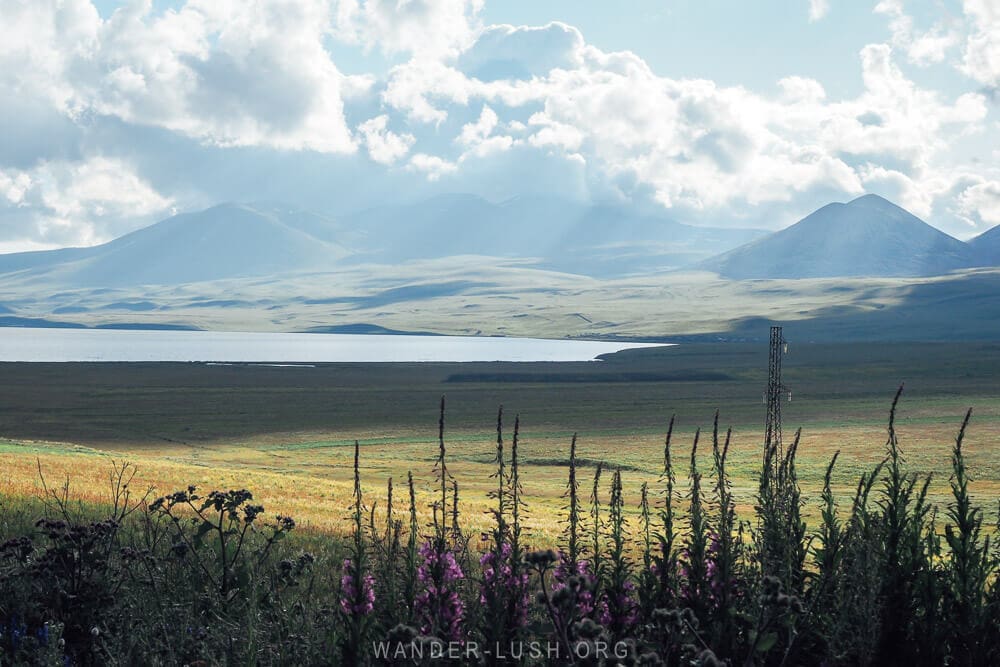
top-left (3, 405), bottom-right (998, 548)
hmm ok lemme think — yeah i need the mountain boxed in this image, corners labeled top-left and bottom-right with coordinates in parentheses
top-left (969, 224), bottom-right (1000, 266)
top-left (345, 193), bottom-right (766, 275)
top-left (704, 194), bottom-right (975, 279)
top-left (0, 204), bottom-right (349, 287)
top-left (0, 196), bottom-right (765, 289)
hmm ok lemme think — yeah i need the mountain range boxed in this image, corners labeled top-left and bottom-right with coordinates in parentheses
top-left (0, 195), bottom-right (771, 286)
top-left (0, 192), bottom-right (999, 341)
top-left (1, 193), bottom-right (997, 290)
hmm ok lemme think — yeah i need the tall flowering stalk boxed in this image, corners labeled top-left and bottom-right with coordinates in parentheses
top-left (638, 482), bottom-right (658, 616)
top-left (371, 476), bottom-right (404, 626)
top-left (434, 396), bottom-right (451, 538)
top-left (413, 397), bottom-right (466, 644)
top-left (681, 428), bottom-right (710, 619)
top-left (403, 471), bottom-right (420, 621)
top-left (480, 408), bottom-right (530, 655)
top-left (561, 433), bottom-right (582, 569)
top-left (339, 441), bottom-right (374, 664)
top-left (589, 462), bottom-right (606, 592)
top-left (709, 414), bottom-right (741, 651)
top-left (654, 416), bottom-right (680, 608)
top-left (602, 468), bottom-right (637, 640)
top-left (943, 408), bottom-right (991, 664)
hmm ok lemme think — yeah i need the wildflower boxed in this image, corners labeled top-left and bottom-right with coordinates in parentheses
top-left (339, 558), bottom-right (375, 616)
top-left (479, 541), bottom-right (531, 629)
top-left (553, 555), bottom-right (597, 618)
top-left (414, 540), bottom-right (465, 642)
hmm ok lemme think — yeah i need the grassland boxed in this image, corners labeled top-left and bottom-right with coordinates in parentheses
top-left (1, 341), bottom-right (999, 545)
top-left (3, 259), bottom-right (1000, 342)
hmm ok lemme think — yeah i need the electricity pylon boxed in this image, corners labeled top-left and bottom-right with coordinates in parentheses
top-left (763, 325), bottom-right (788, 470)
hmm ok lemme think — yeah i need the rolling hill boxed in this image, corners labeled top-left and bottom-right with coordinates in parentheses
top-left (705, 194), bottom-right (975, 279)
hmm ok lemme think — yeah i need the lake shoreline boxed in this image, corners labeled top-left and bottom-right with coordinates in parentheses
top-left (0, 326), bottom-right (665, 363)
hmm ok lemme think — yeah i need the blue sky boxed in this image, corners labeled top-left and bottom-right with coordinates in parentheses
top-left (0, 0), bottom-right (997, 252)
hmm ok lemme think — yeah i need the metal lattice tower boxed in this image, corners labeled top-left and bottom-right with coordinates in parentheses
top-left (763, 326), bottom-right (788, 465)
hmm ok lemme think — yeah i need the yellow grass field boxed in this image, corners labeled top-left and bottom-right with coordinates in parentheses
top-left (3, 418), bottom-right (997, 549)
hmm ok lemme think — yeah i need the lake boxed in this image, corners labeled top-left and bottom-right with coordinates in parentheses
top-left (0, 327), bottom-right (665, 362)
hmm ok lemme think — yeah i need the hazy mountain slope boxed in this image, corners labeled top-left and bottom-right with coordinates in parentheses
top-left (969, 224), bottom-right (1000, 266)
top-left (1, 204), bottom-right (348, 287)
top-left (345, 193), bottom-right (515, 260)
top-left (347, 193), bottom-right (765, 274)
top-left (0, 246), bottom-right (95, 275)
top-left (705, 194), bottom-right (974, 279)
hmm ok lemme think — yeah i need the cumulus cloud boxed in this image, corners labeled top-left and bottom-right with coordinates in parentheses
top-left (0, 157), bottom-right (172, 248)
top-left (458, 22), bottom-right (583, 80)
top-left (336, 0), bottom-right (483, 59)
top-left (0, 0), bottom-right (366, 155)
top-left (874, 0), bottom-right (960, 66)
top-left (958, 180), bottom-right (1000, 226)
top-left (447, 40), bottom-right (972, 210)
top-left (960, 0), bottom-right (1000, 92)
top-left (1, 0), bottom-right (999, 248)
top-left (358, 115), bottom-right (416, 164)
top-left (407, 153), bottom-right (457, 180)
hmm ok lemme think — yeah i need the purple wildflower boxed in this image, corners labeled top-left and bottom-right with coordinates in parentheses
top-left (415, 540), bottom-right (466, 642)
top-left (340, 558), bottom-right (375, 616)
top-left (599, 579), bottom-right (638, 630)
top-left (479, 540), bottom-right (531, 629)
top-left (553, 555), bottom-right (597, 618)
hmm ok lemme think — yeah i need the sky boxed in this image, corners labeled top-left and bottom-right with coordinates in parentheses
top-left (0, 0), bottom-right (998, 253)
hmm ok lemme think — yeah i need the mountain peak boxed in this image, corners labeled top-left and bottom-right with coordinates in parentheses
top-left (706, 195), bottom-right (972, 279)
top-left (848, 193), bottom-right (893, 206)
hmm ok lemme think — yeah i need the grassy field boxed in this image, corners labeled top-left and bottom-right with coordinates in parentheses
top-left (2, 341), bottom-right (999, 544)
top-left (4, 260), bottom-right (1000, 342)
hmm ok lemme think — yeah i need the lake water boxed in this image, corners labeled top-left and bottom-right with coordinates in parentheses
top-left (0, 327), bottom-right (665, 363)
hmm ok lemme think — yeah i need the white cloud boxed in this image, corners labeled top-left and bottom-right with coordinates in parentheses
top-left (458, 22), bottom-right (583, 80)
top-left (336, 0), bottom-right (483, 59)
top-left (0, 0), bottom-right (99, 114)
top-left (407, 153), bottom-right (457, 180)
top-left (0, 171), bottom-right (32, 205)
top-left (958, 180), bottom-right (1000, 226)
top-left (358, 115), bottom-right (416, 165)
top-left (0, 157), bottom-right (172, 247)
top-left (374, 23), bottom-right (993, 231)
top-left (382, 58), bottom-right (474, 124)
top-left (39, 157), bottom-right (172, 220)
top-left (454, 106), bottom-right (514, 158)
top-left (527, 112), bottom-right (585, 151)
top-left (458, 105), bottom-right (499, 145)
top-left (960, 0), bottom-right (1000, 91)
top-left (1, 0), bottom-right (998, 247)
top-left (0, 0), bottom-right (366, 154)
top-left (809, 0), bottom-right (830, 23)
top-left (874, 0), bottom-right (960, 66)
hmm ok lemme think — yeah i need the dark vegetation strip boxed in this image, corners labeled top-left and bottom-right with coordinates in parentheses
top-left (444, 371), bottom-right (732, 383)
top-left (1, 342), bottom-right (999, 445)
